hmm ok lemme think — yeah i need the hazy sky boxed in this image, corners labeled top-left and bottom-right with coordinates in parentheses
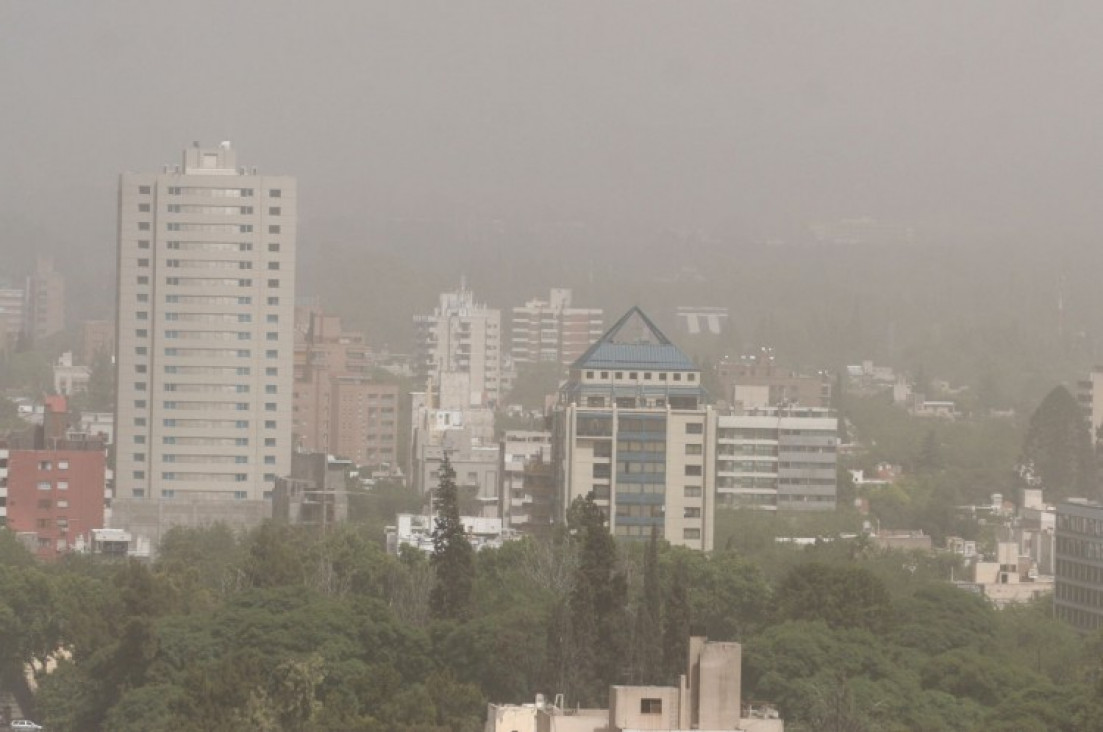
top-left (3, 1), bottom-right (1103, 302)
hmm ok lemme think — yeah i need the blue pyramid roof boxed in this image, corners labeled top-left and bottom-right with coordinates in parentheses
top-left (572, 307), bottom-right (697, 371)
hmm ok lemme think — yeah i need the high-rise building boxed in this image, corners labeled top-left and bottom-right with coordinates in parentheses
top-left (113, 142), bottom-right (295, 548)
top-left (1055, 498), bottom-right (1103, 632)
top-left (0, 285), bottom-right (24, 352)
top-left (553, 307), bottom-right (714, 550)
top-left (714, 406), bottom-right (838, 511)
top-left (293, 306), bottom-right (398, 467)
top-left (414, 284), bottom-right (502, 408)
top-left (510, 288), bottom-right (604, 367)
top-left (25, 256), bottom-right (65, 342)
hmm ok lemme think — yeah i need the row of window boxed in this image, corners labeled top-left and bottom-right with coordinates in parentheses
top-left (161, 277), bottom-right (282, 287)
top-left (585, 369), bottom-right (697, 383)
top-left (143, 186), bottom-right (282, 197)
top-left (35, 460), bottom-right (71, 471)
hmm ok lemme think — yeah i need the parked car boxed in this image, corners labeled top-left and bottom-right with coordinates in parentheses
top-left (10, 721), bottom-right (43, 731)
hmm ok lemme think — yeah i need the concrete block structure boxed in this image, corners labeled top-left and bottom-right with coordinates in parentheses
top-left (485, 635), bottom-right (781, 732)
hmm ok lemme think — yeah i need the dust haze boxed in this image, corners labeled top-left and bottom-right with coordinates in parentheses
top-left (2, 0), bottom-right (1102, 393)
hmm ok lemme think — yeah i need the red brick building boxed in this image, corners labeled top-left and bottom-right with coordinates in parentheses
top-left (5, 396), bottom-right (106, 559)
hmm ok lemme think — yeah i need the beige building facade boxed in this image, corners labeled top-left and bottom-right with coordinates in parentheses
top-left (113, 142), bottom-right (295, 547)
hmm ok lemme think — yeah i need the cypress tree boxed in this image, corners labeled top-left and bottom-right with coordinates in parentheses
top-left (1020, 386), bottom-right (1097, 500)
top-left (631, 526), bottom-right (663, 684)
top-left (429, 455), bottom-right (475, 620)
top-left (662, 556), bottom-right (690, 681)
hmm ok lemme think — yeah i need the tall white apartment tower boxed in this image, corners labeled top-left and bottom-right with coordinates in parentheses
top-left (113, 142), bottom-right (295, 548)
top-left (413, 283), bottom-right (502, 408)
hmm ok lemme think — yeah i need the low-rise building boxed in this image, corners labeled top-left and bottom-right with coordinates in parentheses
top-left (485, 635), bottom-right (782, 732)
top-left (272, 452), bottom-right (352, 527)
top-left (385, 512), bottom-right (518, 554)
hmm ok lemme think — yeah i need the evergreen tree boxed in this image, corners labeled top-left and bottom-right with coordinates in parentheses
top-left (562, 494), bottom-right (627, 704)
top-left (429, 456), bottom-right (475, 621)
top-left (631, 527), bottom-right (663, 684)
top-left (661, 557), bottom-right (690, 681)
top-left (1019, 386), bottom-right (1097, 500)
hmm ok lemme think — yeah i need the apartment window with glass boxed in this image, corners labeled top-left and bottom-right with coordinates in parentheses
top-left (269, 206), bottom-right (281, 215)
top-left (269, 189), bottom-right (281, 197)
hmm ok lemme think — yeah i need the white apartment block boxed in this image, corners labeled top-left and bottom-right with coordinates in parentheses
top-left (414, 284), bottom-right (502, 408)
top-left (113, 142), bottom-right (295, 547)
top-left (714, 406), bottom-right (838, 511)
top-left (510, 288), bottom-right (603, 367)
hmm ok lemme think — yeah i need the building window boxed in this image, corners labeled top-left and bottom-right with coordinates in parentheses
top-left (138, 222), bottom-right (150, 231)
top-left (269, 189), bottom-right (281, 198)
top-left (269, 206), bottom-right (281, 215)
top-left (133, 471), bottom-right (145, 479)
top-left (37, 499), bottom-right (51, 509)
top-left (685, 485), bottom-right (702, 498)
top-left (266, 314), bottom-right (278, 323)
top-left (268, 242), bottom-right (280, 252)
top-left (38, 460), bottom-right (52, 470)
top-left (684, 507), bottom-right (701, 518)
top-left (265, 385), bottom-right (277, 394)
top-left (132, 489), bottom-right (145, 498)
top-left (267, 261), bottom-right (279, 270)
top-left (265, 420), bottom-right (276, 429)
top-left (138, 203), bottom-right (150, 212)
top-left (266, 350), bottom-right (278, 358)
top-left (139, 185), bottom-right (151, 194)
top-left (673, 373), bottom-right (682, 381)
top-left (137, 276), bottom-right (149, 285)
top-left (265, 367), bottom-right (278, 376)
top-left (37, 481), bottom-right (51, 491)
top-left (58, 460), bottom-right (69, 470)
top-left (267, 279), bottom-right (279, 288)
top-left (686, 423), bottom-right (703, 435)
top-left (685, 465), bottom-right (702, 476)
top-left (264, 456), bottom-right (276, 464)
top-left (267, 296), bottom-right (279, 305)
top-left (138, 240), bottom-right (150, 249)
top-left (268, 225), bottom-right (280, 234)
top-left (641, 699), bottom-right (662, 714)
top-left (685, 444), bottom-right (702, 455)
top-left (683, 528), bottom-right (701, 540)
top-left (266, 332), bottom-right (278, 341)
top-left (264, 438), bottom-right (276, 447)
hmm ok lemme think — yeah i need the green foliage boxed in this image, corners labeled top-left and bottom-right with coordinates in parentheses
top-left (429, 457), bottom-right (475, 621)
top-left (629, 528), bottom-right (662, 684)
top-left (7, 497), bottom-right (1103, 731)
top-left (1020, 385), bottom-right (1097, 500)
top-left (775, 563), bottom-right (894, 634)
